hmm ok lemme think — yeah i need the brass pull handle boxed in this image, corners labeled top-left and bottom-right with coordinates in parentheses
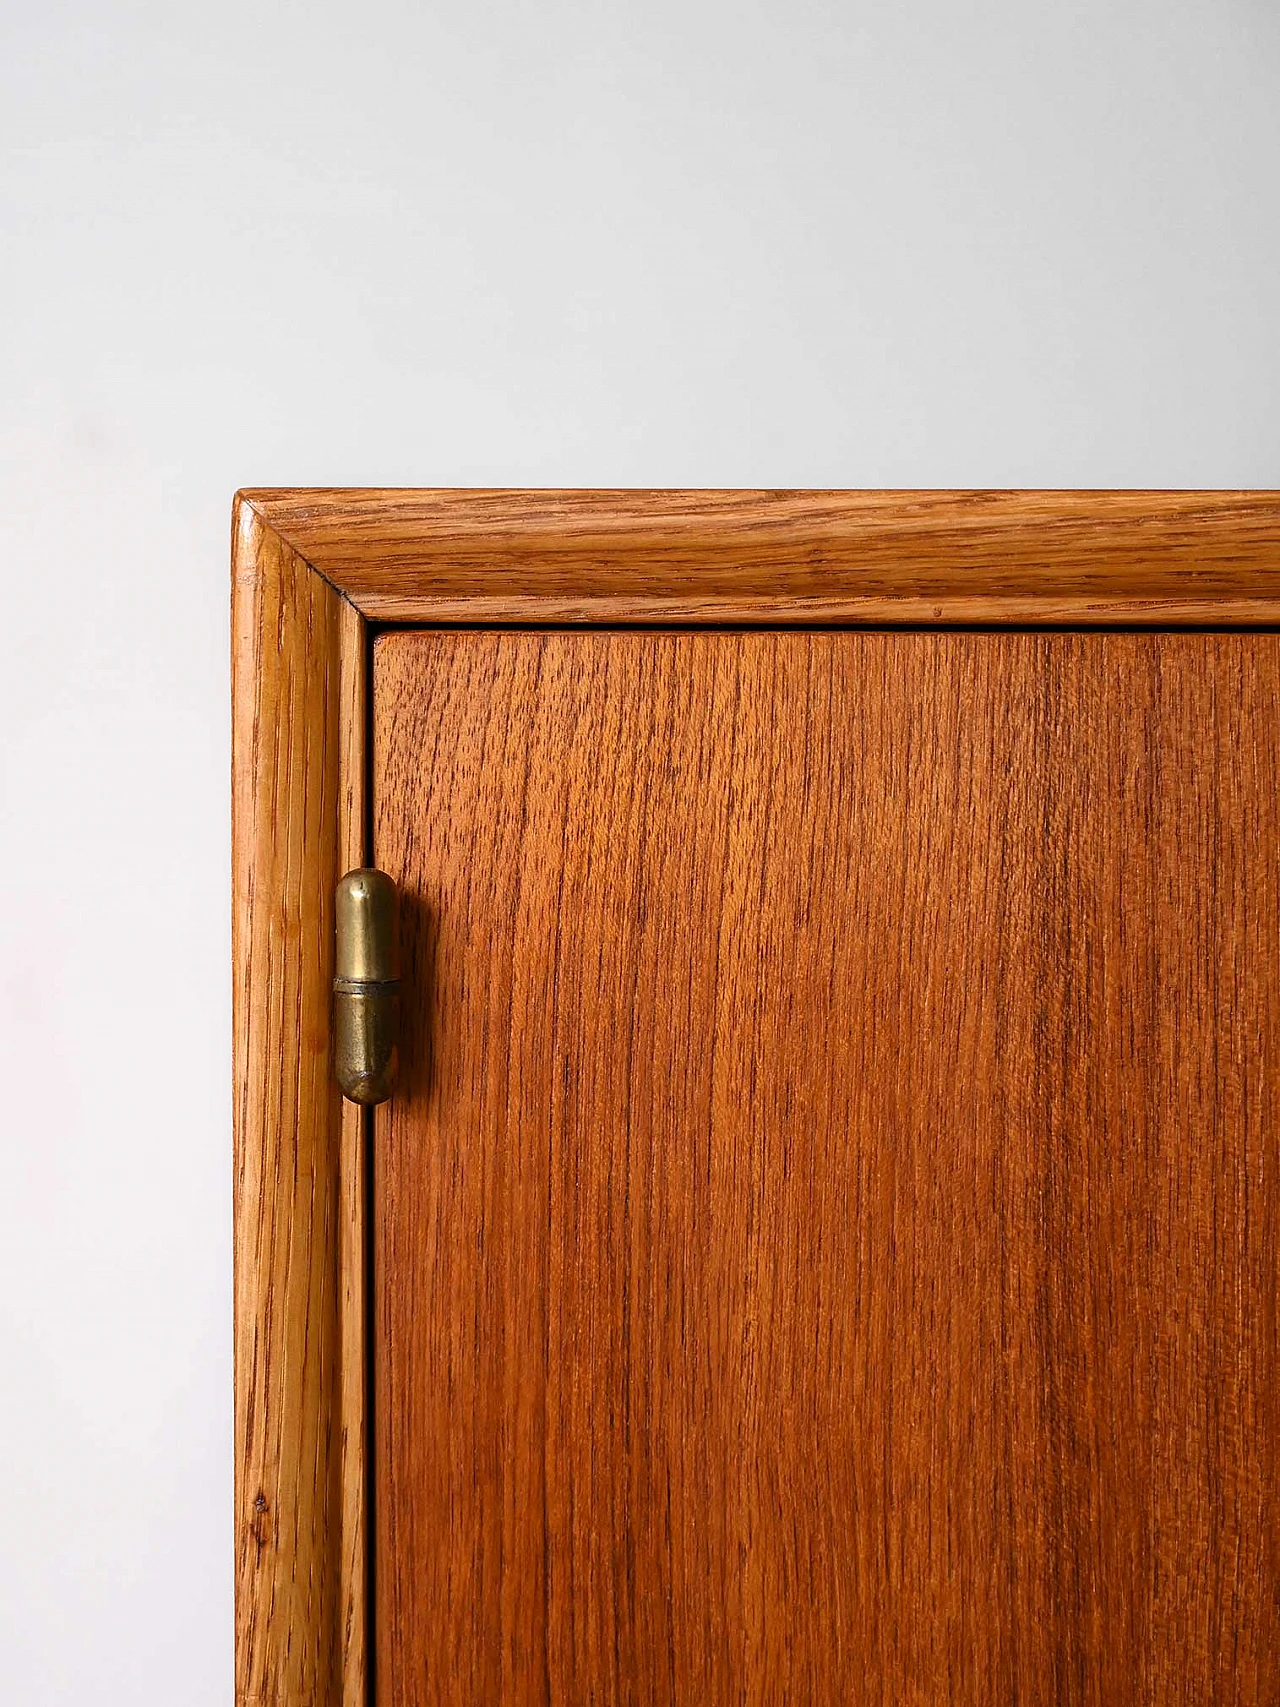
top-left (334, 868), bottom-right (400, 1105)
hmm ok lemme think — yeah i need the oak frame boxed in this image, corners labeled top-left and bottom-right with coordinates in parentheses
top-left (231, 488), bottom-right (1280, 1707)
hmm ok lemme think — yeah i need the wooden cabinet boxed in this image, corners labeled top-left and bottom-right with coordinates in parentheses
top-left (233, 492), bottom-right (1280, 1707)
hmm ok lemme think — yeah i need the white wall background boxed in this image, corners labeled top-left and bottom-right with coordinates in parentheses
top-left (1, 2), bottom-right (1277, 1700)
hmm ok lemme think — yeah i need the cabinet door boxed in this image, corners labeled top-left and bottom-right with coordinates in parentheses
top-left (372, 629), bottom-right (1278, 1707)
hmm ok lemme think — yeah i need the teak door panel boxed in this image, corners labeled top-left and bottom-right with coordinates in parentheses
top-left (371, 630), bottom-right (1278, 1706)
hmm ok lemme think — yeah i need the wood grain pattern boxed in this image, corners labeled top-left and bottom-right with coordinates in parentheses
top-left (337, 600), bottom-right (369, 1707)
top-left (243, 489), bottom-right (1280, 625)
top-left (232, 498), bottom-right (368, 1706)
top-left (373, 629), bottom-right (1279, 1706)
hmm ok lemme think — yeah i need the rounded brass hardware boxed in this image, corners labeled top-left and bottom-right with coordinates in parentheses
top-left (334, 868), bottom-right (400, 1105)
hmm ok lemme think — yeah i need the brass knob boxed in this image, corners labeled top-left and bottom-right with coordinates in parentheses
top-left (334, 869), bottom-right (400, 1105)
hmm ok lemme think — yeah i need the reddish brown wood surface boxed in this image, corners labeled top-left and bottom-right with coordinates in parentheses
top-left (372, 629), bottom-right (1278, 1705)
top-left (242, 488), bottom-right (1280, 624)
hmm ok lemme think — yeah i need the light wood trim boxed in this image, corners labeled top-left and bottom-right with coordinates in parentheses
top-left (240, 489), bottom-right (1280, 626)
top-left (337, 603), bottom-right (368, 1707)
top-left (232, 498), bottom-right (367, 1706)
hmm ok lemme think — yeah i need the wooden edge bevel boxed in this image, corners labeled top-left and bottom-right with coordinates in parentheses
top-left (337, 595), bottom-right (368, 1707)
top-left (239, 488), bottom-right (1280, 626)
top-left (233, 496), bottom-right (368, 1707)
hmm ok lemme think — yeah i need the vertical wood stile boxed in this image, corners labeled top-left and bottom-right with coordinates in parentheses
top-left (232, 497), bottom-right (367, 1706)
top-left (338, 600), bottom-right (369, 1707)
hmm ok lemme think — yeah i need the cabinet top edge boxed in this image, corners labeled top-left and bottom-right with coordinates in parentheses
top-left (233, 490), bottom-right (1280, 627)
